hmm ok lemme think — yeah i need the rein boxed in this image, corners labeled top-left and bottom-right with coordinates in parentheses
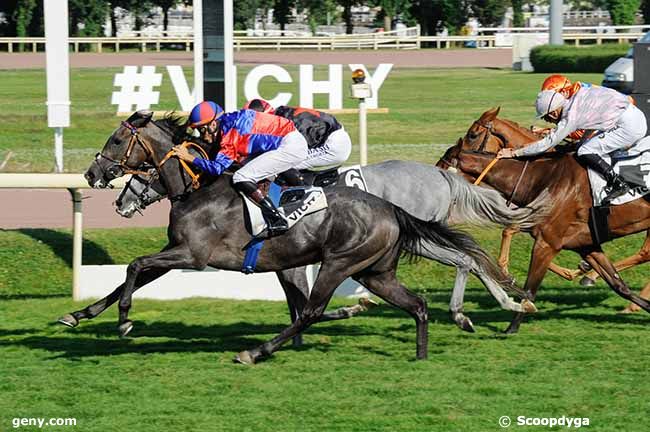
top-left (99, 119), bottom-right (211, 192)
top-left (473, 157), bottom-right (499, 185)
top-left (159, 141), bottom-right (210, 190)
top-left (507, 160), bottom-right (529, 206)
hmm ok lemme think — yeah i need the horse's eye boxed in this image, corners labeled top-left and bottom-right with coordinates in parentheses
top-left (113, 138), bottom-right (122, 146)
top-left (469, 132), bottom-right (478, 139)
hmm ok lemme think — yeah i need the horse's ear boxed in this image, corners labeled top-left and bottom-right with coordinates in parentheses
top-left (494, 106), bottom-right (501, 117)
top-left (456, 137), bottom-right (463, 145)
top-left (479, 107), bottom-right (499, 122)
top-left (127, 110), bottom-right (154, 128)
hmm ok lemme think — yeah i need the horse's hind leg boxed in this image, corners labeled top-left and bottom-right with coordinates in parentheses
top-left (622, 282), bottom-right (650, 314)
top-left (235, 262), bottom-right (350, 365)
top-left (277, 268), bottom-right (376, 347)
top-left (355, 270), bottom-right (428, 360)
top-left (276, 269), bottom-right (309, 347)
top-left (584, 250), bottom-right (650, 313)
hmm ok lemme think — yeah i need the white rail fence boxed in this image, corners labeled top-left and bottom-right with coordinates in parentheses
top-left (1, 25), bottom-right (648, 53)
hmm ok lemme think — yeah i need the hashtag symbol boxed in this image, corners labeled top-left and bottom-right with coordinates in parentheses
top-left (111, 66), bottom-right (162, 112)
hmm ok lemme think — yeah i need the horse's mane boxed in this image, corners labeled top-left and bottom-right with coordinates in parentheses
top-left (495, 117), bottom-right (539, 141)
top-left (154, 112), bottom-right (188, 144)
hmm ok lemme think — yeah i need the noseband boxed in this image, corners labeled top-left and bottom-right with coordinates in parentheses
top-left (96, 119), bottom-right (210, 191)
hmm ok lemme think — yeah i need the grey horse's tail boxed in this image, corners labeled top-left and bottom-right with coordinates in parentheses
top-left (439, 169), bottom-right (548, 229)
top-left (394, 207), bottom-right (527, 299)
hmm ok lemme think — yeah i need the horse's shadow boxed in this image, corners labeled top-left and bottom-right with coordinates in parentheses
top-left (0, 311), bottom-right (420, 360)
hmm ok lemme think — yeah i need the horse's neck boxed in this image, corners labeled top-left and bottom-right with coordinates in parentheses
top-left (494, 119), bottom-right (539, 149)
top-left (461, 153), bottom-right (570, 205)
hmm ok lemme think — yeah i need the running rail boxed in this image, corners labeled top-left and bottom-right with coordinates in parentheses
top-left (0, 174), bottom-right (128, 300)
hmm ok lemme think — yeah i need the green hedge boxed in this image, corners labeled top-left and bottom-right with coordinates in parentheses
top-left (530, 44), bottom-right (631, 73)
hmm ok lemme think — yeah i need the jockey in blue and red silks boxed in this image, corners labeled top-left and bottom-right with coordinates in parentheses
top-left (171, 101), bottom-right (308, 235)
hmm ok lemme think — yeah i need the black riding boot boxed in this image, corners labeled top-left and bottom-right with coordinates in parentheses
top-left (278, 168), bottom-right (305, 186)
top-left (234, 181), bottom-right (288, 236)
top-left (578, 153), bottom-right (630, 203)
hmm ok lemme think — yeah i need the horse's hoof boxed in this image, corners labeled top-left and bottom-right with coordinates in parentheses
top-left (521, 299), bottom-right (538, 314)
top-left (234, 351), bottom-right (256, 365)
top-left (579, 276), bottom-right (596, 287)
top-left (358, 297), bottom-right (378, 311)
top-left (118, 321), bottom-right (134, 338)
top-left (459, 317), bottom-right (476, 333)
top-left (578, 260), bottom-right (592, 272)
top-left (620, 305), bottom-right (641, 314)
top-left (57, 314), bottom-right (79, 328)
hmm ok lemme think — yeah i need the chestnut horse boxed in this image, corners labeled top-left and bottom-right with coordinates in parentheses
top-left (438, 143), bottom-right (650, 333)
top-left (439, 107), bottom-right (650, 313)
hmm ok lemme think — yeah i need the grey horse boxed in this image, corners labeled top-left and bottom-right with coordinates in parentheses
top-left (66, 110), bottom-right (533, 363)
top-left (113, 125), bottom-right (541, 332)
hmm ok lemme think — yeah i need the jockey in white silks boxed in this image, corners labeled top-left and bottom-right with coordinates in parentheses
top-left (497, 86), bottom-right (648, 203)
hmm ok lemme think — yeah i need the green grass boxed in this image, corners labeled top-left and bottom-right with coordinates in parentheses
top-left (2, 65), bottom-right (649, 431)
top-left (0, 66), bottom-right (602, 172)
top-left (1, 227), bottom-right (649, 431)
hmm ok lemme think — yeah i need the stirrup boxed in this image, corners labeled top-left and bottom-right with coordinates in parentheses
top-left (603, 181), bottom-right (630, 203)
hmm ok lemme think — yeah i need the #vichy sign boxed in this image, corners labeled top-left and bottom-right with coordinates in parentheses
top-left (112, 64), bottom-right (393, 112)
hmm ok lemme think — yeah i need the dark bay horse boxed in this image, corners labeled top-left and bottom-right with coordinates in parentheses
top-left (68, 110), bottom-right (518, 363)
top-left (439, 143), bottom-right (650, 333)
top-left (442, 106), bottom-right (650, 312)
top-left (113, 154), bottom-right (542, 333)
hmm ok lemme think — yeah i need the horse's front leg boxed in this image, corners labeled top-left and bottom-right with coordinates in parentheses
top-left (505, 238), bottom-right (559, 334)
top-left (58, 269), bottom-right (170, 328)
top-left (498, 226), bottom-right (520, 273)
top-left (118, 245), bottom-right (203, 337)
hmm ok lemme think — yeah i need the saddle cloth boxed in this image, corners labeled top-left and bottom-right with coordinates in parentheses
top-left (241, 185), bottom-right (328, 238)
top-left (587, 136), bottom-right (650, 206)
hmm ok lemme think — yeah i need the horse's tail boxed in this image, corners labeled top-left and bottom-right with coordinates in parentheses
top-left (394, 206), bottom-right (527, 299)
top-left (439, 169), bottom-right (548, 229)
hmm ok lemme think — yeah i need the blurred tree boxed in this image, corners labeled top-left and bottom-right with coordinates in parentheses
top-left (153, 0), bottom-right (184, 32)
top-left (107, 0), bottom-right (131, 37)
top-left (606, 0), bottom-right (641, 25)
top-left (69, 0), bottom-right (108, 38)
top-left (373, 0), bottom-right (411, 31)
top-left (13, 0), bottom-right (36, 39)
top-left (338, 0), bottom-right (359, 34)
top-left (469, 0), bottom-right (507, 26)
top-left (512, 0), bottom-right (524, 26)
top-left (299, 0), bottom-right (337, 34)
top-left (642, 0), bottom-right (650, 23)
top-left (273, 0), bottom-right (293, 32)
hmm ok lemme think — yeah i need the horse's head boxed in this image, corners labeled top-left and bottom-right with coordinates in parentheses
top-left (114, 169), bottom-right (167, 218)
top-left (85, 110), bottom-right (168, 188)
top-left (460, 107), bottom-right (504, 153)
top-left (460, 107), bottom-right (541, 154)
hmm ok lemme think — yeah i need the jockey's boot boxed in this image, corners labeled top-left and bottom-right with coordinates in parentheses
top-left (234, 181), bottom-right (288, 236)
top-left (578, 153), bottom-right (631, 203)
top-left (278, 168), bottom-right (305, 186)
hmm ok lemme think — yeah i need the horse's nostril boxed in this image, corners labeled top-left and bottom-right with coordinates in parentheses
top-left (85, 171), bottom-right (94, 181)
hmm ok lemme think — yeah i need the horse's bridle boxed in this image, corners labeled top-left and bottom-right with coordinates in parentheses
top-left (97, 119), bottom-right (210, 191)
top-left (471, 120), bottom-right (507, 153)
